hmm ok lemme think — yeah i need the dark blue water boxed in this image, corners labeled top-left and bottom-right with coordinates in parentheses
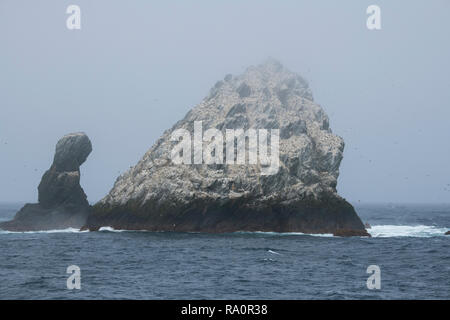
top-left (0, 202), bottom-right (449, 299)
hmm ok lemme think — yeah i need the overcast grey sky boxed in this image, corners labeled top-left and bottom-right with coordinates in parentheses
top-left (1, 0), bottom-right (449, 204)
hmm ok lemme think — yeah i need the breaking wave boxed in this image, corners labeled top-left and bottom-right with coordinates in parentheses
top-left (0, 227), bottom-right (87, 234)
top-left (368, 225), bottom-right (448, 238)
top-left (234, 231), bottom-right (334, 237)
top-left (98, 226), bottom-right (126, 232)
top-left (235, 226), bottom-right (448, 238)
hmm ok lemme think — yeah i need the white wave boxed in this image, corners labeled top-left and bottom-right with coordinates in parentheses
top-left (234, 231), bottom-right (334, 237)
top-left (98, 226), bottom-right (126, 232)
top-left (267, 249), bottom-right (282, 255)
top-left (369, 225), bottom-right (448, 238)
top-left (98, 226), bottom-right (149, 232)
top-left (0, 227), bottom-right (87, 234)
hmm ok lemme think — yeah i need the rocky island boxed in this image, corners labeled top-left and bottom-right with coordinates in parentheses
top-left (0, 132), bottom-right (92, 231)
top-left (84, 60), bottom-right (370, 236)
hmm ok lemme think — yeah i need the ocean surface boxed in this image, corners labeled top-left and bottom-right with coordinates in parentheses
top-left (0, 202), bottom-right (448, 299)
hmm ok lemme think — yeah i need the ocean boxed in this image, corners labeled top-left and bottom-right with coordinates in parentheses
top-left (0, 202), bottom-right (448, 299)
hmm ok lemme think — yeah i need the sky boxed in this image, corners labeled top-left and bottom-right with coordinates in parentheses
top-left (1, 0), bottom-right (449, 204)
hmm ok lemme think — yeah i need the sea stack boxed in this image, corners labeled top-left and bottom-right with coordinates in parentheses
top-left (0, 132), bottom-right (92, 231)
top-left (85, 60), bottom-right (369, 236)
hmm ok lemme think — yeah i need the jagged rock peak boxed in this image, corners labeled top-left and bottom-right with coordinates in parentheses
top-left (84, 59), bottom-right (370, 237)
top-left (86, 60), bottom-right (366, 234)
top-left (208, 59), bottom-right (313, 103)
top-left (99, 60), bottom-right (342, 208)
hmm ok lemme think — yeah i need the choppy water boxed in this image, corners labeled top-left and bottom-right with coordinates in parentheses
top-left (0, 202), bottom-right (449, 299)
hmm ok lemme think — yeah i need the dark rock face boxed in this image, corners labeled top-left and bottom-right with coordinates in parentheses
top-left (0, 133), bottom-right (92, 231)
top-left (87, 196), bottom-right (370, 237)
top-left (445, 231), bottom-right (450, 235)
top-left (84, 60), bottom-right (369, 237)
top-left (38, 133), bottom-right (92, 209)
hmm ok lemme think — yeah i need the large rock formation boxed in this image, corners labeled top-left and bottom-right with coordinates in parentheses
top-left (0, 132), bottom-right (92, 231)
top-left (85, 60), bottom-right (369, 236)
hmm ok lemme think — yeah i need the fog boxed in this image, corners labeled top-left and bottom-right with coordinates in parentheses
top-left (1, 0), bottom-right (449, 203)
